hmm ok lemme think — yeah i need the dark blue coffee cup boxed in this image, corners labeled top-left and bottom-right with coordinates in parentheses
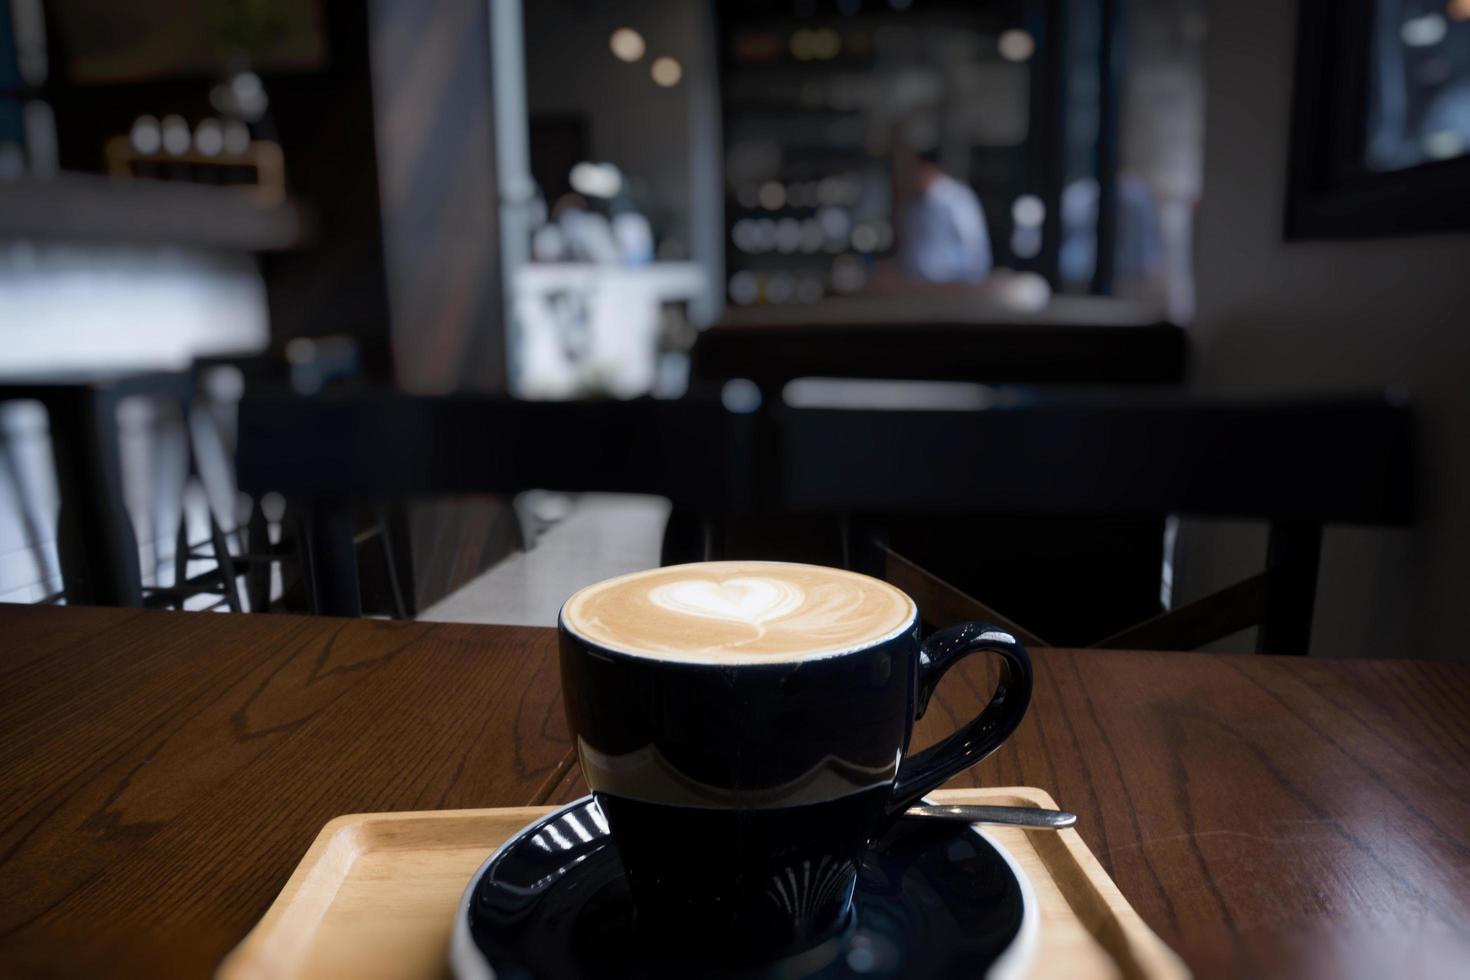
top-left (558, 572), bottom-right (1031, 958)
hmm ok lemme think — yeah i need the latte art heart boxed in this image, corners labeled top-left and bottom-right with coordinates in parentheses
top-left (648, 578), bottom-right (805, 630)
top-left (563, 561), bottom-right (915, 665)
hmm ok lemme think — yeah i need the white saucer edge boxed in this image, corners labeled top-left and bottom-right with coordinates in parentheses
top-left (449, 846), bottom-right (501, 980)
top-left (975, 826), bottom-right (1040, 980)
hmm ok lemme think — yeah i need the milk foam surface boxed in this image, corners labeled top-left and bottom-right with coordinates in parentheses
top-left (561, 561), bottom-right (916, 663)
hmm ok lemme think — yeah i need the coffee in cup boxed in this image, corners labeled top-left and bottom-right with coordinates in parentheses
top-left (558, 561), bottom-right (1031, 957)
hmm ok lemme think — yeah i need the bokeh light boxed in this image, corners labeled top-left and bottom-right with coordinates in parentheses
top-left (609, 28), bottom-right (646, 62)
top-left (651, 56), bottom-right (683, 87)
top-left (998, 29), bottom-right (1035, 63)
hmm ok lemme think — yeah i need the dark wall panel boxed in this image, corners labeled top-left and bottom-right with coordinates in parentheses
top-left (369, 0), bottom-right (517, 610)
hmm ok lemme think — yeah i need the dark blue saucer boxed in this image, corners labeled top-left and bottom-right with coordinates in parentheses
top-left (450, 797), bottom-right (1036, 980)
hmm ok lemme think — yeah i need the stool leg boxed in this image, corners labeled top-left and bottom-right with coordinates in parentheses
top-left (48, 388), bottom-right (143, 607)
top-left (305, 497), bottom-right (361, 618)
top-left (375, 503), bottom-right (410, 620)
top-left (173, 517), bottom-right (190, 610)
top-left (1258, 521), bottom-right (1321, 656)
top-left (245, 504), bottom-right (272, 613)
top-left (209, 514), bottom-right (243, 613)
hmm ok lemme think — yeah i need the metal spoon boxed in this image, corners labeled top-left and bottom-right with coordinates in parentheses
top-left (904, 804), bottom-right (1077, 830)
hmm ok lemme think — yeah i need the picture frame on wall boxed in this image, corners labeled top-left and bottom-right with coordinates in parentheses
top-left (1287, 0), bottom-right (1470, 239)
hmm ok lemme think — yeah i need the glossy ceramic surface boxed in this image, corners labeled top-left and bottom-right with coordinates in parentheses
top-left (450, 796), bottom-right (1034, 980)
top-left (559, 588), bottom-right (1032, 951)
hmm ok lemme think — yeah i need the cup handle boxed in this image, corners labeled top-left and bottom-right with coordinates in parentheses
top-left (886, 622), bottom-right (1033, 816)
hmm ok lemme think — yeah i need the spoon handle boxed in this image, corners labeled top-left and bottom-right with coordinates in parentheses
top-left (904, 803), bottom-right (1077, 830)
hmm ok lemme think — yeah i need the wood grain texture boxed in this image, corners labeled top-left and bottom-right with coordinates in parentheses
top-left (4, 605), bottom-right (1470, 979)
top-left (553, 642), bottom-right (1470, 980)
top-left (217, 789), bottom-right (1184, 980)
top-left (220, 806), bottom-right (553, 980)
top-left (920, 647), bottom-right (1470, 980)
top-left (0, 605), bottom-right (569, 979)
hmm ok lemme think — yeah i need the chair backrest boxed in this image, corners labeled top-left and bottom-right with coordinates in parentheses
top-left (688, 316), bottom-right (1182, 644)
top-left (240, 387), bottom-right (1411, 526)
top-left (237, 392), bottom-right (759, 509)
top-left (690, 319), bottom-right (1189, 396)
top-left (766, 389), bottom-right (1413, 655)
top-left (775, 392), bottom-right (1412, 524)
top-left (237, 387), bottom-right (1413, 648)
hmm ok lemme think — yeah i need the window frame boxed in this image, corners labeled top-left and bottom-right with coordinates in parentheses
top-left (1287, 0), bottom-right (1470, 239)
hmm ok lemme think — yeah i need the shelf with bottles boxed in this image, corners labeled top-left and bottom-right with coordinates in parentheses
top-left (0, 170), bottom-right (308, 251)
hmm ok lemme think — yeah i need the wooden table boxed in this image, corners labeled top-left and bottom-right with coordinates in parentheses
top-left (3, 604), bottom-right (1468, 979)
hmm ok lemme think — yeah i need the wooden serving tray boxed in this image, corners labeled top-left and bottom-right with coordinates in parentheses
top-left (218, 787), bottom-right (1186, 979)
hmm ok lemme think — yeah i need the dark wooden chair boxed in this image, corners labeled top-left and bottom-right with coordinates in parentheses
top-left (772, 391), bottom-right (1412, 654)
top-left (236, 394), bottom-right (754, 619)
top-left (236, 387), bottom-right (1411, 655)
top-left (689, 316), bottom-right (1191, 644)
top-left (182, 353), bottom-right (414, 618)
top-left (689, 318), bottom-right (1189, 397)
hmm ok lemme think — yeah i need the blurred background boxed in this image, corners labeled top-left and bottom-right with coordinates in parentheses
top-left (0, 0), bottom-right (1465, 660)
